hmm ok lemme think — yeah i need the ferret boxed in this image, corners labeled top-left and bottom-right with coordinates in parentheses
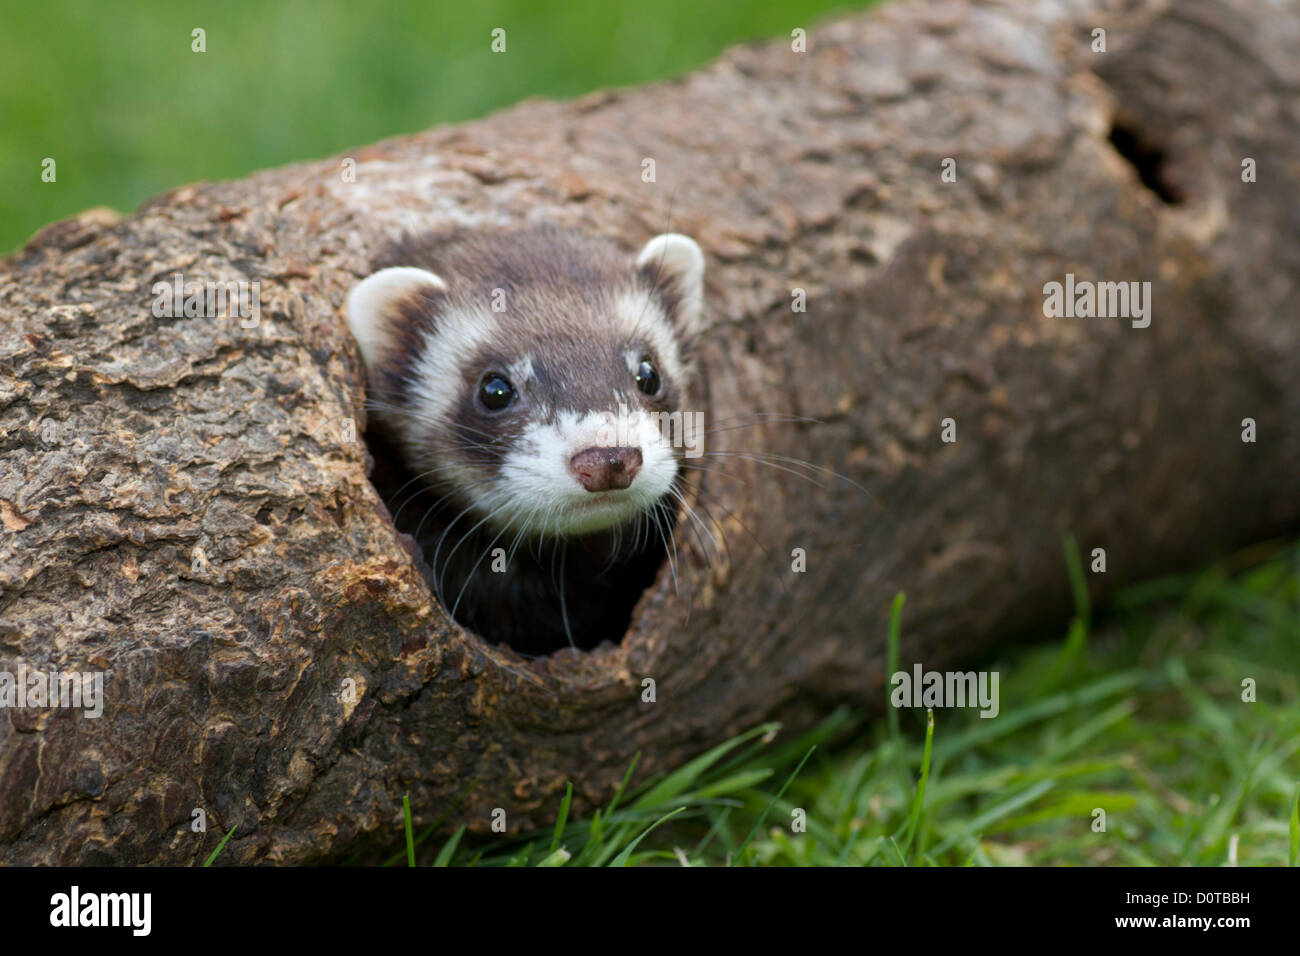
top-left (345, 226), bottom-right (706, 655)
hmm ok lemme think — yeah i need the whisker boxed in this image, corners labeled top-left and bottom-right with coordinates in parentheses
top-left (678, 461), bottom-right (753, 487)
top-left (697, 450), bottom-right (877, 504)
top-left (702, 414), bottom-right (825, 436)
top-left (391, 482), bottom-right (455, 528)
top-left (430, 501), bottom-right (504, 604)
top-left (656, 500), bottom-right (680, 594)
top-left (558, 542), bottom-right (576, 650)
top-left (699, 451), bottom-right (830, 489)
top-left (449, 521), bottom-right (512, 621)
top-left (667, 486), bottom-right (720, 563)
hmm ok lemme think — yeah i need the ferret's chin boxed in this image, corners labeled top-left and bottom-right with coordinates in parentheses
top-left (487, 491), bottom-right (661, 539)
top-left (551, 494), bottom-right (654, 538)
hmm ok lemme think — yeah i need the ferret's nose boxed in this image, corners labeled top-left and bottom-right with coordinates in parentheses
top-left (569, 446), bottom-right (643, 492)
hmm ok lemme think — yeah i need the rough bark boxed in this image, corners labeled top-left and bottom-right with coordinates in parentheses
top-left (1, 0), bottom-right (1297, 864)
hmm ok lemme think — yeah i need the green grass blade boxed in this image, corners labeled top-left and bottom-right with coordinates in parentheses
top-left (691, 768), bottom-right (774, 800)
top-left (433, 824), bottom-right (466, 867)
top-left (573, 754), bottom-right (639, 866)
top-left (901, 709), bottom-right (935, 856)
top-left (403, 795), bottom-right (415, 867)
top-left (606, 753), bottom-right (640, 817)
top-left (537, 846), bottom-right (571, 866)
top-left (609, 807), bottom-right (687, 866)
top-left (735, 745), bottom-right (816, 862)
top-left (928, 779), bottom-right (1057, 857)
top-left (202, 825), bottom-right (236, 867)
top-left (630, 724), bottom-right (778, 811)
top-left (550, 782), bottom-right (573, 856)
top-left (381, 795), bottom-right (467, 867)
top-left (693, 807), bottom-right (732, 858)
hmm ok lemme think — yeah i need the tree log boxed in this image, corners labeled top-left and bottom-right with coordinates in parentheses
top-left (1, 0), bottom-right (1297, 864)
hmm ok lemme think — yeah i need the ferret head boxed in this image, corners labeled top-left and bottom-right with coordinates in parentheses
top-left (346, 228), bottom-right (705, 538)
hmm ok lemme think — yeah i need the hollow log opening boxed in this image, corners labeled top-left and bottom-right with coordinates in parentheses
top-left (363, 423), bottom-right (675, 655)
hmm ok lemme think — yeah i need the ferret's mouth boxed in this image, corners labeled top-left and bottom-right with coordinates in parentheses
top-left (553, 492), bottom-right (648, 535)
top-left (572, 491), bottom-right (625, 508)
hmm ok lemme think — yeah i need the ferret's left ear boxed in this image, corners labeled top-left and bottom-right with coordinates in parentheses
top-left (637, 233), bottom-right (705, 336)
top-left (345, 266), bottom-right (446, 373)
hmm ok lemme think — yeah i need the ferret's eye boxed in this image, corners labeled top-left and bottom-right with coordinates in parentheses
top-left (478, 374), bottom-right (516, 411)
top-left (634, 358), bottom-right (661, 396)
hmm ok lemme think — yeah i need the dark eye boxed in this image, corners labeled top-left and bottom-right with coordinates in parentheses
top-left (478, 373), bottom-right (516, 411)
top-left (634, 358), bottom-right (661, 396)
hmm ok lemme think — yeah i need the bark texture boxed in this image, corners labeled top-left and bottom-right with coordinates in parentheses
top-left (1, 0), bottom-right (1297, 864)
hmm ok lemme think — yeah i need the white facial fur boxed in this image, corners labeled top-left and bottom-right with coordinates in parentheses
top-left (489, 404), bottom-right (679, 537)
top-left (346, 232), bottom-right (705, 540)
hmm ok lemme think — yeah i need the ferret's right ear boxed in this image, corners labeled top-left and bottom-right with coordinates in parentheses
top-left (345, 267), bottom-right (446, 373)
top-left (637, 234), bottom-right (705, 337)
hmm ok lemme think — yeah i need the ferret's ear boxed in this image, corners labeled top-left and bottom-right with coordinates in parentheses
top-left (637, 233), bottom-right (705, 336)
top-left (345, 266), bottom-right (446, 375)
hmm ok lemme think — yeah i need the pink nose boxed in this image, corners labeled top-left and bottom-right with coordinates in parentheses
top-left (569, 447), bottom-right (642, 492)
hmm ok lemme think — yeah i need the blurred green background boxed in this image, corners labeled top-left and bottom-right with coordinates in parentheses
top-left (0, 0), bottom-right (859, 254)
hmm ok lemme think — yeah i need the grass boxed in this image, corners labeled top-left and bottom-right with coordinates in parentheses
top-left (380, 537), bottom-right (1298, 867)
